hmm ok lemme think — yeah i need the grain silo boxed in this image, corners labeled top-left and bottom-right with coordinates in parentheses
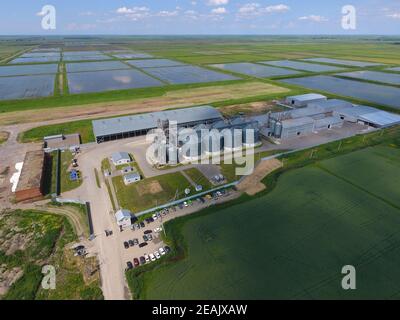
top-left (222, 128), bottom-right (243, 152)
top-left (202, 129), bottom-right (224, 156)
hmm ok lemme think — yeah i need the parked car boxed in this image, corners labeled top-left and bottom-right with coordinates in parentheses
top-left (184, 202), bottom-right (189, 207)
top-left (149, 253), bottom-right (156, 262)
top-left (154, 251), bottom-right (161, 259)
top-left (133, 258), bottom-right (140, 267)
top-left (139, 242), bottom-right (148, 248)
top-left (144, 230), bottom-right (152, 234)
top-left (154, 227), bottom-right (162, 233)
top-left (143, 235), bottom-right (148, 242)
top-left (126, 261), bottom-right (133, 270)
top-left (144, 255), bottom-right (150, 263)
top-left (159, 247), bottom-right (166, 256)
top-left (130, 225), bottom-right (135, 231)
top-left (135, 223), bottom-right (141, 229)
top-left (140, 222), bottom-right (145, 228)
top-left (128, 240), bottom-right (134, 247)
top-left (123, 241), bottom-right (129, 249)
top-left (147, 234), bottom-right (153, 241)
top-left (139, 256), bottom-right (146, 265)
top-left (133, 238), bottom-right (139, 246)
top-left (164, 246), bottom-right (171, 253)
top-left (152, 214), bottom-right (158, 220)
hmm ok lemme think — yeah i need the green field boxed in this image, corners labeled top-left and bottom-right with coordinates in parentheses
top-left (113, 172), bottom-right (193, 213)
top-left (130, 145), bottom-right (400, 299)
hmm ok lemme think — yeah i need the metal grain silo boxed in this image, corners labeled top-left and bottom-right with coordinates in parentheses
top-left (223, 128), bottom-right (243, 151)
top-left (202, 129), bottom-right (223, 156)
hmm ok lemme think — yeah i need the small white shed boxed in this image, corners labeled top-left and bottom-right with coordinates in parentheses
top-left (123, 173), bottom-right (141, 185)
top-left (111, 152), bottom-right (131, 166)
top-left (115, 209), bottom-right (132, 227)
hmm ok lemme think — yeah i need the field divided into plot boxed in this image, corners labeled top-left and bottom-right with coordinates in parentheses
top-left (139, 146), bottom-right (400, 299)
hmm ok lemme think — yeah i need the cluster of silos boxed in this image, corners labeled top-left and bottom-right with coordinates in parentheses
top-left (268, 117), bottom-right (283, 139)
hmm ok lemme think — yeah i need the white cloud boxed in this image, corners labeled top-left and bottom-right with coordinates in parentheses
top-left (211, 7), bottom-right (227, 14)
top-left (298, 15), bottom-right (328, 22)
top-left (387, 13), bottom-right (400, 19)
top-left (238, 3), bottom-right (290, 17)
top-left (265, 4), bottom-right (290, 13)
top-left (115, 6), bottom-right (151, 21)
top-left (156, 10), bottom-right (179, 17)
top-left (208, 0), bottom-right (229, 6)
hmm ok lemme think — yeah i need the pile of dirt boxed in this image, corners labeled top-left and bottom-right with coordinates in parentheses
top-left (137, 180), bottom-right (163, 196)
top-left (236, 158), bottom-right (283, 196)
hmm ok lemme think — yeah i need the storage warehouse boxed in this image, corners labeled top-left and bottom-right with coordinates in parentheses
top-left (285, 93), bottom-right (327, 108)
top-left (93, 105), bottom-right (223, 143)
top-left (15, 150), bottom-right (47, 202)
top-left (333, 106), bottom-right (400, 128)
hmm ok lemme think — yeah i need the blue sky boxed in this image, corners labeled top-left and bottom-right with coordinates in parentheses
top-left (1, 0), bottom-right (399, 35)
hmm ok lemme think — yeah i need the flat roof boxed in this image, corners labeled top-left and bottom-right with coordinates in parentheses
top-left (286, 93), bottom-right (327, 102)
top-left (307, 99), bottom-right (353, 110)
top-left (93, 105), bottom-right (222, 138)
top-left (16, 150), bottom-right (44, 192)
top-left (360, 111), bottom-right (400, 127)
top-left (335, 105), bottom-right (378, 118)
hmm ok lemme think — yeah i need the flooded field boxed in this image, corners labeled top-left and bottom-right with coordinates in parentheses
top-left (112, 53), bottom-right (153, 59)
top-left (66, 61), bottom-right (130, 73)
top-left (302, 58), bottom-right (382, 67)
top-left (261, 60), bottom-right (344, 72)
top-left (0, 74), bottom-right (55, 100)
top-left (387, 67), bottom-right (400, 72)
top-left (9, 56), bottom-right (60, 64)
top-left (63, 54), bottom-right (111, 62)
top-left (145, 65), bottom-right (239, 84)
top-left (210, 62), bottom-right (300, 78)
top-left (282, 75), bottom-right (400, 109)
top-left (127, 59), bottom-right (185, 68)
top-left (337, 70), bottom-right (400, 86)
top-left (67, 69), bottom-right (164, 94)
top-left (0, 64), bottom-right (58, 76)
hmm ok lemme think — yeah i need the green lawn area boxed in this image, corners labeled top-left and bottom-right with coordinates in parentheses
top-left (220, 149), bottom-right (288, 182)
top-left (112, 172), bottom-right (193, 213)
top-left (183, 168), bottom-right (213, 191)
top-left (0, 210), bottom-right (102, 300)
top-left (129, 144), bottom-right (400, 299)
top-left (46, 150), bottom-right (82, 195)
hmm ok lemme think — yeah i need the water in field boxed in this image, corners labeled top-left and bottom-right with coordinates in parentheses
top-left (337, 70), bottom-right (400, 86)
top-left (0, 74), bottom-right (55, 100)
top-left (145, 65), bottom-right (239, 84)
top-left (0, 64), bottom-right (58, 76)
top-left (261, 60), bottom-right (344, 72)
top-left (20, 52), bottom-right (61, 58)
top-left (387, 67), bottom-right (400, 72)
top-left (127, 59), bottom-right (185, 68)
top-left (66, 61), bottom-right (130, 73)
top-left (303, 57), bottom-right (382, 67)
top-left (9, 56), bottom-right (60, 64)
top-left (67, 69), bottom-right (164, 94)
top-left (63, 51), bottom-right (102, 56)
top-left (63, 54), bottom-right (111, 62)
top-left (112, 53), bottom-right (153, 59)
top-left (210, 62), bottom-right (300, 78)
top-left (282, 75), bottom-right (400, 109)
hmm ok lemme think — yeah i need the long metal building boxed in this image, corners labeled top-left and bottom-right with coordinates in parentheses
top-left (92, 105), bottom-right (223, 143)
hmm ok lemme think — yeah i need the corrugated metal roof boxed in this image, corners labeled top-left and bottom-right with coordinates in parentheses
top-left (314, 116), bottom-right (344, 126)
top-left (281, 117), bottom-right (315, 128)
top-left (111, 152), bottom-right (130, 162)
top-left (286, 93), bottom-right (327, 102)
top-left (360, 111), bottom-right (400, 127)
top-left (93, 106), bottom-right (222, 138)
top-left (307, 99), bottom-right (353, 110)
top-left (335, 105), bottom-right (377, 118)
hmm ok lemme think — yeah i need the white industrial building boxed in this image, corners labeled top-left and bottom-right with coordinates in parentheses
top-left (115, 209), bottom-right (133, 228)
top-left (111, 152), bottom-right (131, 166)
top-left (123, 172), bottom-right (141, 185)
top-left (264, 94), bottom-right (400, 140)
top-left (285, 93), bottom-right (327, 108)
